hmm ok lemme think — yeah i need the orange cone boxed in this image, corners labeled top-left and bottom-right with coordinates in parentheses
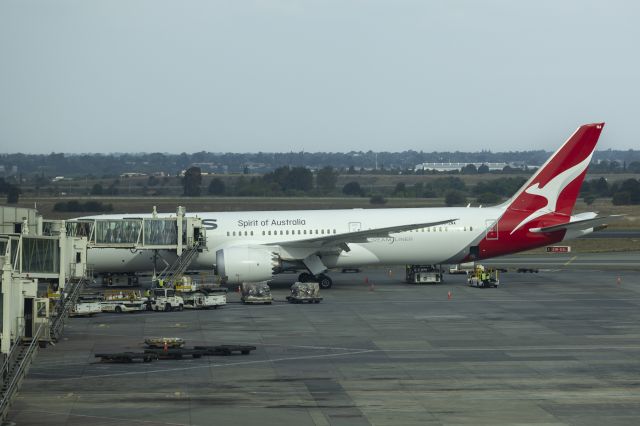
top-left (447, 291), bottom-right (452, 300)
top-left (617, 276), bottom-right (622, 286)
top-left (163, 341), bottom-right (168, 352)
top-left (364, 276), bottom-right (369, 285)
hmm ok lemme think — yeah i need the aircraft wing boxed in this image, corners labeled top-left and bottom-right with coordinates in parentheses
top-left (529, 215), bottom-right (625, 233)
top-left (274, 218), bottom-right (458, 249)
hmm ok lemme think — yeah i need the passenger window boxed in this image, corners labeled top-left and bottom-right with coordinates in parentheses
top-left (268, 230), bottom-right (271, 235)
top-left (286, 230), bottom-right (289, 235)
top-left (226, 232), bottom-right (230, 236)
top-left (470, 226), bottom-right (473, 231)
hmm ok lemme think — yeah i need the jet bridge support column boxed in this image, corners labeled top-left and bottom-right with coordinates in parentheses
top-left (1, 255), bottom-right (12, 354)
top-left (176, 206), bottom-right (184, 256)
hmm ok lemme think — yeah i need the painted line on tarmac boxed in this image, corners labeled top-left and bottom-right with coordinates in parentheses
top-left (564, 255), bottom-right (578, 266)
top-left (15, 409), bottom-right (192, 426)
top-left (27, 349), bottom-right (376, 381)
top-left (27, 341), bottom-right (640, 382)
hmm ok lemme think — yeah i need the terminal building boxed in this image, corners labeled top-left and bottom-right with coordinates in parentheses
top-left (0, 205), bottom-right (204, 419)
top-left (414, 162), bottom-right (529, 172)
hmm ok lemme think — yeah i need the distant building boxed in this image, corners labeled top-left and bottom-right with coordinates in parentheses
top-left (413, 162), bottom-right (525, 172)
top-left (120, 172), bottom-right (148, 178)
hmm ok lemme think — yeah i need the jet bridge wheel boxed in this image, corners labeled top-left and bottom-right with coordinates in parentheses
top-left (317, 274), bottom-right (333, 289)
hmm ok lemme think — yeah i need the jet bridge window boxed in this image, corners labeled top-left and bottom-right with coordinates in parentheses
top-left (21, 237), bottom-right (59, 273)
top-left (142, 219), bottom-right (176, 245)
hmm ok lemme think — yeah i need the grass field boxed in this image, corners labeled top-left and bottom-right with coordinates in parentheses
top-left (19, 195), bottom-right (639, 230)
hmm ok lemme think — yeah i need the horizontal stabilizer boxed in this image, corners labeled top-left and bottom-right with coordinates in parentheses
top-left (529, 215), bottom-right (625, 233)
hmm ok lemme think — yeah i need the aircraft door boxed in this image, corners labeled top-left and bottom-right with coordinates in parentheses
top-left (485, 220), bottom-right (498, 240)
top-left (348, 222), bottom-right (361, 233)
top-left (24, 298), bottom-right (33, 338)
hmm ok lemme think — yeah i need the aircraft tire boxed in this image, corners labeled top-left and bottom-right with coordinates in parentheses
top-left (317, 274), bottom-right (332, 289)
top-left (298, 272), bottom-right (312, 282)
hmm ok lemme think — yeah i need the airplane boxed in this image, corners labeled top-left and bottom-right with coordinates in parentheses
top-left (85, 122), bottom-right (621, 289)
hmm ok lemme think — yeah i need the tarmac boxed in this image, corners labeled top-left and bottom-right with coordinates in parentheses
top-left (6, 252), bottom-right (640, 426)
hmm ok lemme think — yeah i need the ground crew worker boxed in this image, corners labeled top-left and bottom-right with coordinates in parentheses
top-left (158, 279), bottom-right (164, 288)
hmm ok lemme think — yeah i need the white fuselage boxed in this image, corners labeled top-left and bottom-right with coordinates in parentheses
top-left (87, 206), bottom-right (501, 273)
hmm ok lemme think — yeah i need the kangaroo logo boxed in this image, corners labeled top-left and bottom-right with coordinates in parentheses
top-left (510, 153), bottom-right (593, 234)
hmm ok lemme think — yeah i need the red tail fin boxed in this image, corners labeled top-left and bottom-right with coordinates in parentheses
top-left (471, 123), bottom-right (604, 260)
top-left (505, 123), bottom-right (604, 233)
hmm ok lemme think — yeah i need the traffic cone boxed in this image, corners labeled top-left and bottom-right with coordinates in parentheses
top-left (364, 276), bottom-right (369, 285)
top-left (617, 276), bottom-right (622, 286)
top-left (163, 341), bottom-right (168, 352)
top-left (447, 291), bottom-right (452, 300)
top-left (388, 269), bottom-right (393, 277)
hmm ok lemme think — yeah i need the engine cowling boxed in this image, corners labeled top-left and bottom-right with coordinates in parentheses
top-left (216, 246), bottom-right (280, 283)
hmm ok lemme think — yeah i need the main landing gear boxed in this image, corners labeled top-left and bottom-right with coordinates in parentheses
top-left (298, 272), bottom-right (333, 289)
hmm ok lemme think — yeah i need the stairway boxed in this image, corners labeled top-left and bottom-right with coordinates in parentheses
top-left (0, 333), bottom-right (42, 421)
top-left (49, 276), bottom-right (86, 341)
top-left (156, 242), bottom-right (201, 287)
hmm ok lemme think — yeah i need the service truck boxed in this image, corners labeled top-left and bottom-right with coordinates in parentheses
top-left (175, 278), bottom-right (227, 309)
top-left (101, 290), bottom-right (146, 313)
top-left (146, 288), bottom-right (184, 312)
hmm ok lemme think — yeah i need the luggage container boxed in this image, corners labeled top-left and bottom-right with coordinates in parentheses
top-left (286, 282), bottom-right (322, 304)
top-left (240, 282), bottom-right (273, 304)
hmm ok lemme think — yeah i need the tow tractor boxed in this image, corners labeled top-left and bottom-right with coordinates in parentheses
top-left (175, 277), bottom-right (227, 309)
top-left (146, 288), bottom-right (184, 312)
top-left (468, 265), bottom-right (500, 288)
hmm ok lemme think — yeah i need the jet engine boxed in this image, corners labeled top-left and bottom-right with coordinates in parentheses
top-left (216, 246), bottom-right (280, 283)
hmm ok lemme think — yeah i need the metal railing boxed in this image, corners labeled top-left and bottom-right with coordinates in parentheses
top-left (0, 323), bottom-right (44, 421)
top-left (156, 241), bottom-right (201, 287)
top-left (50, 276), bottom-right (86, 341)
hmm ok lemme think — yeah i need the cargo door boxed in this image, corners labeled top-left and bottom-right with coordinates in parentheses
top-left (485, 219), bottom-right (498, 240)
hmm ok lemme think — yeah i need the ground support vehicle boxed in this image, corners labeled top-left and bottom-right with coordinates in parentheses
top-left (240, 282), bottom-right (273, 304)
top-left (180, 288), bottom-right (227, 309)
top-left (286, 282), bottom-right (322, 304)
top-left (144, 337), bottom-right (185, 349)
top-left (146, 288), bottom-right (184, 312)
top-left (95, 352), bottom-right (158, 363)
top-left (405, 265), bottom-right (443, 284)
top-left (144, 348), bottom-right (205, 359)
top-left (70, 300), bottom-right (102, 317)
top-left (193, 345), bottom-right (256, 356)
top-left (468, 266), bottom-right (500, 288)
top-left (175, 278), bottom-right (227, 309)
top-left (448, 262), bottom-right (475, 275)
top-left (101, 290), bottom-right (146, 313)
top-left (517, 268), bottom-right (539, 273)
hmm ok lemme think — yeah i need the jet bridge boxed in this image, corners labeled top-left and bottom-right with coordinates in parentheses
top-left (63, 206), bottom-right (205, 256)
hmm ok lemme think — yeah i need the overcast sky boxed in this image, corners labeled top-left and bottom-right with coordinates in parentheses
top-left (1, 0), bottom-right (638, 154)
